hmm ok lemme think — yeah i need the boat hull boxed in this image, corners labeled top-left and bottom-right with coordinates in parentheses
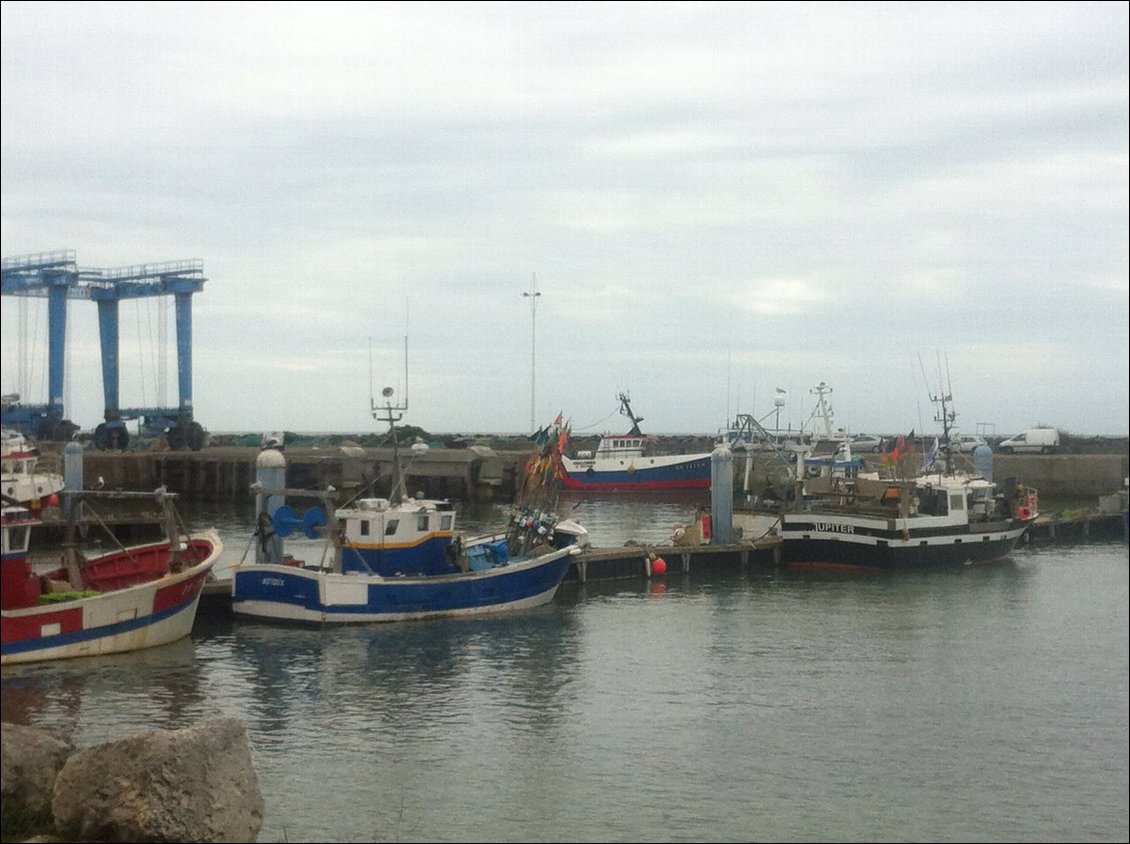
top-left (560, 455), bottom-right (711, 491)
top-left (780, 516), bottom-right (1031, 572)
top-left (1, 538), bottom-right (220, 665)
top-left (230, 547), bottom-right (576, 624)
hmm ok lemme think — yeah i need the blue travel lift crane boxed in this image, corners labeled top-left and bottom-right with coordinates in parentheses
top-left (1, 250), bottom-right (209, 450)
top-left (1, 251), bottom-right (80, 442)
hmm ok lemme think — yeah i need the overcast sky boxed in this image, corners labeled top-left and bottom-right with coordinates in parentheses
top-left (2, 1), bottom-right (1127, 439)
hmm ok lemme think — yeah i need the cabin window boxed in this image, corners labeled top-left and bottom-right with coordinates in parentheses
top-left (918, 487), bottom-right (947, 516)
top-left (359, 520), bottom-right (370, 537)
top-left (949, 493), bottom-right (965, 512)
top-left (441, 515), bottom-right (453, 530)
top-left (385, 519), bottom-right (399, 536)
top-left (417, 514), bottom-right (429, 531)
top-left (6, 524), bottom-right (28, 551)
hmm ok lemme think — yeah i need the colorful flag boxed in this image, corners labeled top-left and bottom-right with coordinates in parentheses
top-left (891, 434), bottom-right (906, 462)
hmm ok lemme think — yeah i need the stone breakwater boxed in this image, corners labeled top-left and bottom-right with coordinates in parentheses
top-left (30, 437), bottom-right (1129, 504)
top-left (1, 717), bottom-right (264, 842)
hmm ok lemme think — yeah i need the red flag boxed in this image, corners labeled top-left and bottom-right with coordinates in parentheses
top-left (891, 434), bottom-right (906, 462)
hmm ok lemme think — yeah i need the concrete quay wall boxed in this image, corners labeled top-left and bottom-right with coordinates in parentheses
top-left (54, 447), bottom-right (1128, 505)
top-left (71, 445), bottom-right (531, 502)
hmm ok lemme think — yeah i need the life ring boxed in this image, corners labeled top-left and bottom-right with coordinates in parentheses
top-left (1017, 506), bottom-right (1031, 520)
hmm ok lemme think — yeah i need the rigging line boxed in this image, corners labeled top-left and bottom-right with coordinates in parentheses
top-left (571, 407), bottom-right (620, 431)
top-left (145, 297), bottom-right (158, 405)
top-left (158, 297), bottom-right (168, 407)
top-left (18, 298), bottom-right (29, 397)
top-left (32, 300), bottom-right (45, 406)
top-left (64, 299), bottom-right (72, 419)
top-left (135, 299), bottom-right (148, 409)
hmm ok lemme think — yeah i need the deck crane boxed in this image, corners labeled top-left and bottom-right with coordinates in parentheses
top-left (1, 250), bottom-right (209, 450)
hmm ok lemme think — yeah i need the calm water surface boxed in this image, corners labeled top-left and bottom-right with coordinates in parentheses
top-left (2, 498), bottom-right (1127, 843)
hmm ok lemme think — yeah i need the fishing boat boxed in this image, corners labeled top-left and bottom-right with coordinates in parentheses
top-left (559, 394), bottom-right (711, 491)
top-left (741, 387), bottom-right (1038, 572)
top-left (773, 467), bottom-right (1039, 572)
top-left (1, 489), bottom-right (222, 665)
top-left (230, 386), bottom-right (587, 624)
top-left (1, 427), bottom-right (64, 510)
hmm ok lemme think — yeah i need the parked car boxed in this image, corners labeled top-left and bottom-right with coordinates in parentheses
top-left (837, 433), bottom-right (884, 454)
top-left (999, 427), bottom-right (1060, 454)
top-left (950, 434), bottom-right (988, 453)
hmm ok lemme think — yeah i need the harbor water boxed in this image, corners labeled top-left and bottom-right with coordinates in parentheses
top-left (2, 496), bottom-right (1127, 843)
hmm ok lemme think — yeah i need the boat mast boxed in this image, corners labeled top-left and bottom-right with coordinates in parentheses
top-left (371, 336), bottom-right (410, 503)
top-left (808, 382), bottom-right (835, 439)
top-left (927, 355), bottom-right (957, 476)
top-left (617, 392), bottom-right (644, 436)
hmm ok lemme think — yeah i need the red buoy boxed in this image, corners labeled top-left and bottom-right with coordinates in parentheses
top-left (651, 557), bottom-right (667, 575)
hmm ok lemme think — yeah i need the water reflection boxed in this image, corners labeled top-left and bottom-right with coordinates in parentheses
top-left (6, 497), bottom-right (1125, 843)
top-left (0, 637), bottom-right (203, 744)
top-left (192, 604), bottom-right (585, 747)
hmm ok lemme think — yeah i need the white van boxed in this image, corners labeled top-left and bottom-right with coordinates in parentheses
top-left (998, 427), bottom-right (1060, 454)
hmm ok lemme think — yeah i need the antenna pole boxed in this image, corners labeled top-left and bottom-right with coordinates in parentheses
top-left (522, 273), bottom-right (541, 432)
top-left (371, 340), bottom-right (411, 503)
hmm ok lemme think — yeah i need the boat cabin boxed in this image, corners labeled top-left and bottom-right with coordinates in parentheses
top-left (1, 506), bottom-right (39, 610)
top-left (335, 496), bottom-right (459, 577)
top-left (595, 436), bottom-right (647, 458)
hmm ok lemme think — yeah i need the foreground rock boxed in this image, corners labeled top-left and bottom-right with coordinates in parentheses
top-left (51, 717), bottom-right (263, 842)
top-left (1, 723), bottom-right (75, 832)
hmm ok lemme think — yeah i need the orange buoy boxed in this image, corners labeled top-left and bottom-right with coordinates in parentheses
top-left (651, 557), bottom-right (667, 575)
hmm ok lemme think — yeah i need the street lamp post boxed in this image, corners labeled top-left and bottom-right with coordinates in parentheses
top-left (522, 273), bottom-right (541, 432)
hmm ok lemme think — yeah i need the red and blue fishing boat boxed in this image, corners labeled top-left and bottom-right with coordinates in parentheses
top-left (559, 394), bottom-right (711, 492)
top-left (2, 490), bottom-right (221, 665)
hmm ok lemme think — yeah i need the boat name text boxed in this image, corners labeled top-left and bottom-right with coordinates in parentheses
top-left (814, 523), bottom-right (856, 534)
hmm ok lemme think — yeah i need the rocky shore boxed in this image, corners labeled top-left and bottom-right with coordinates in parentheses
top-left (1, 718), bottom-right (263, 843)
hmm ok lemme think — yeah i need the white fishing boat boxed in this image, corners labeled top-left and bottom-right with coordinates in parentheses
top-left (1, 427), bottom-right (64, 509)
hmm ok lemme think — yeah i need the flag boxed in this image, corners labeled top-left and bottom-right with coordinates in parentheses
top-left (891, 434), bottom-right (905, 462)
top-left (553, 411), bottom-right (563, 426)
top-left (925, 437), bottom-right (939, 470)
top-left (530, 424), bottom-right (549, 446)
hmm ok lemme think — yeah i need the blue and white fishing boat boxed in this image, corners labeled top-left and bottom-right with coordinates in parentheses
top-left (230, 484), bottom-right (586, 624)
top-left (230, 387), bottom-right (587, 624)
